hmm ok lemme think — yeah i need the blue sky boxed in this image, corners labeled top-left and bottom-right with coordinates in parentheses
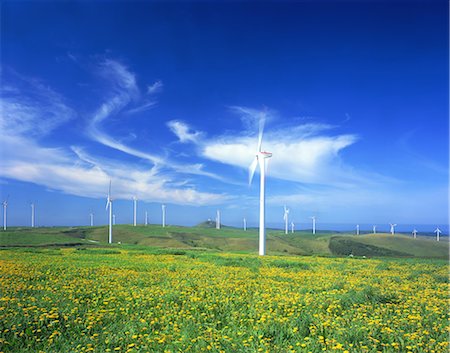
top-left (0, 1), bottom-right (448, 230)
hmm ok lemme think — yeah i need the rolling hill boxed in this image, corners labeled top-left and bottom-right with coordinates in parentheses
top-left (0, 224), bottom-right (447, 259)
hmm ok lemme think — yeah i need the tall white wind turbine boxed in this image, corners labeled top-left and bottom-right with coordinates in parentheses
top-left (356, 224), bottom-right (360, 235)
top-left (162, 204), bottom-right (166, 228)
top-left (105, 181), bottom-right (113, 244)
top-left (113, 214), bottom-right (116, 225)
top-left (133, 196), bottom-right (137, 226)
top-left (412, 228), bottom-right (418, 239)
top-left (2, 196), bottom-right (8, 231)
top-left (216, 210), bottom-right (221, 230)
top-left (31, 203), bottom-right (35, 228)
top-left (373, 225), bottom-right (377, 234)
top-left (145, 211), bottom-right (148, 226)
top-left (389, 223), bottom-right (397, 235)
top-left (283, 206), bottom-right (289, 235)
top-left (243, 217), bottom-right (247, 231)
top-left (434, 227), bottom-right (441, 241)
top-left (90, 212), bottom-right (94, 227)
top-left (248, 113), bottom-right (272, 256)
top-left (291, 221), bottom-right (294, 234)
top-left (310, 216), bottom-right (316, 235)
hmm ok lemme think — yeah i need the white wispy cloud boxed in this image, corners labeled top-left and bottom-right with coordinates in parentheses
top-left (0, 70), bottom-right (76, 136)
top-left (167, 120), bottom-right (202, 143)
top-left (0, 64), bottom-right (229, 205)
top-left (197, 106), bottom-right (361, 186)
top-left (147, 80), bottom-right (163, 94)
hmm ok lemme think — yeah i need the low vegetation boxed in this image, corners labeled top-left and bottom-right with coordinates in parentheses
top-left (1, 225), bottom-right (447, 259)
top-left (0, 248), bottom-right (448, 352)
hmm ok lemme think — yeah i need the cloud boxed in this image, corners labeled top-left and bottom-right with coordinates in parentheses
top-left (0, 64), bottom-right (229, 206)
top-left (0, 70), bottom-right (76, 137)
top-left (167, 120), bottom-right (202, 143)
top-left (147, 80), bottom-right (163, 94)
top-left (199, 115), bottom-right (359, 186)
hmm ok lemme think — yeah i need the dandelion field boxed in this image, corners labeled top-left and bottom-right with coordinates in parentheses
top-left (0, 248), bottom-right (448, 353)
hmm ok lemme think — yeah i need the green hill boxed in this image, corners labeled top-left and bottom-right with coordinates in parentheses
top-left (0, 225), bottom-right (447, 259)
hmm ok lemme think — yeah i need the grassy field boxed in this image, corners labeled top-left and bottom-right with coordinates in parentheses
top-left (0, 248), bottom-right (448, 352)
top-left (1, 225), bottom-right (448, 259)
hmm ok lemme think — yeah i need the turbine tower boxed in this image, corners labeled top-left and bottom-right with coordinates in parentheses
top-left (162, 204), bottom-right (166, 228)
top-left (31, 203), bottom-right (35, 228)
top-left (113, 214), bottom-right (116, 225)
top-left (133, 196), bottom-right (137, 226)
top-left (373, 225), bottom-right (377, 234)
top-left (145, 211), bottom-right (148, 226)
top-left (389, 223), bottom-right (397, 235)
top-left (291, 221), bottom-right (294, 234)
top-left (2, 196), bottom-right (8, 231)
top-left (216, 210), bottom-right (221, 230)
top-left (283, 206), bottom-right (289, 235)
top-left (310, 216), bottom-right (316, 235)
top-left (105, 181), bottom-right (113, 243)
top-left (89, 213), bottom-right (94, 227)
top-left (248, 113), bottom-right (272, 256)
top-left (243, 217), bottom-right (247, 231)
top-left (356, 224), bottom-right (360, 235)
top-left (434, 227), bottom-right (441, 241)
top-left (412, 228), bottom-right (417, 238)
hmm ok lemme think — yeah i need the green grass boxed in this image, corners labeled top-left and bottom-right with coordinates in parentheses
top-left (1, 226), bottom-right (447, 259)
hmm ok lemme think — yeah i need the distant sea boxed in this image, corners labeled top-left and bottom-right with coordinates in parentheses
top-left (252, 222), bottom-right (450, 236)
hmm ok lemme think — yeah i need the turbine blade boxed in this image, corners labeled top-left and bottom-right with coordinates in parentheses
top-left (257, 112), bottom-right (265, 152)
top-left (108, 180), bottom-right (112, 197)
top-left (248, 157), bottom-right (258, 185)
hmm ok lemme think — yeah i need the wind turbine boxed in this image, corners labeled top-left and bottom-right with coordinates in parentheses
top-left (434, 227), bottom-right (441, 241)
top-left (248, 113), bottom-right (272, 256)
top-left (216, 210), bottom-right (221, 230)
top-left (145, 211), bottom-right (148, 226)
top-left (412, 228), bottom-right (418, 238)
top-left (373, 225), bottom-right (377, 234)
top-left (310, 216), bottom-right (316, 235)
top-left (133, 196), bottom-right (137, 226)
top-left (243, 217), bottom-right (247, 231)
top-left (283, 206), bottom-right (289, 235)
top-left (161, 204), bottom-right (166, 227)
top-left (31, 203), bottom-right (35, 228)
top-left (291, 221), bottom-right (294, 234)
top-left (356, 224), bottom-right (360, 235)
top-left (105, 181), bottom-right (113, 243)
top-left (113, 214), bottom-right (116, 225)
top-left (2, 196), bottom-right (8, 231)
top-left (389, 223), bottom-right (397, 235)
top-left (89, 212), bottom-right (94, 227)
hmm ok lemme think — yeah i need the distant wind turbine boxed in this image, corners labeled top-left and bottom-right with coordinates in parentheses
top-left (2, 196), bottom-right (8, 231)
top-left (162, 204), bottom-right (166, 227)
top-left (145, 211), bottom-right (148, 226)
top-left (248, 113), bottom-right (272, 256)
top-left (434, 227), bottom-right (441, 241)
top-left (283, 206), bottom-right (289, 235)
top-left (216, 210), bottom-right (221, 230)
top-left (389, 223), bottom-right (397, 235)
top-left (373, 225), bottom-right (377, 234)
top-left (31, 203), bottom-right (35, 228)
top-left (310, 216), bottom-right (316, 235)
top-left (356, 224), bottom-right (360, 235)
top-left (89, 212), bottom-right (94, 227)
top-left (291, 221), bottom-right (294, 234)
top-left (133, 196), bottom-right (137, 226)
top-left (243, 217), bottom-right (247, 231)
top-left (113, 214), bottom-right (116, 225)
top-left (412, 228), bottom-right (417, 239)
top-left (105, 181), bottom-right (113, 243)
